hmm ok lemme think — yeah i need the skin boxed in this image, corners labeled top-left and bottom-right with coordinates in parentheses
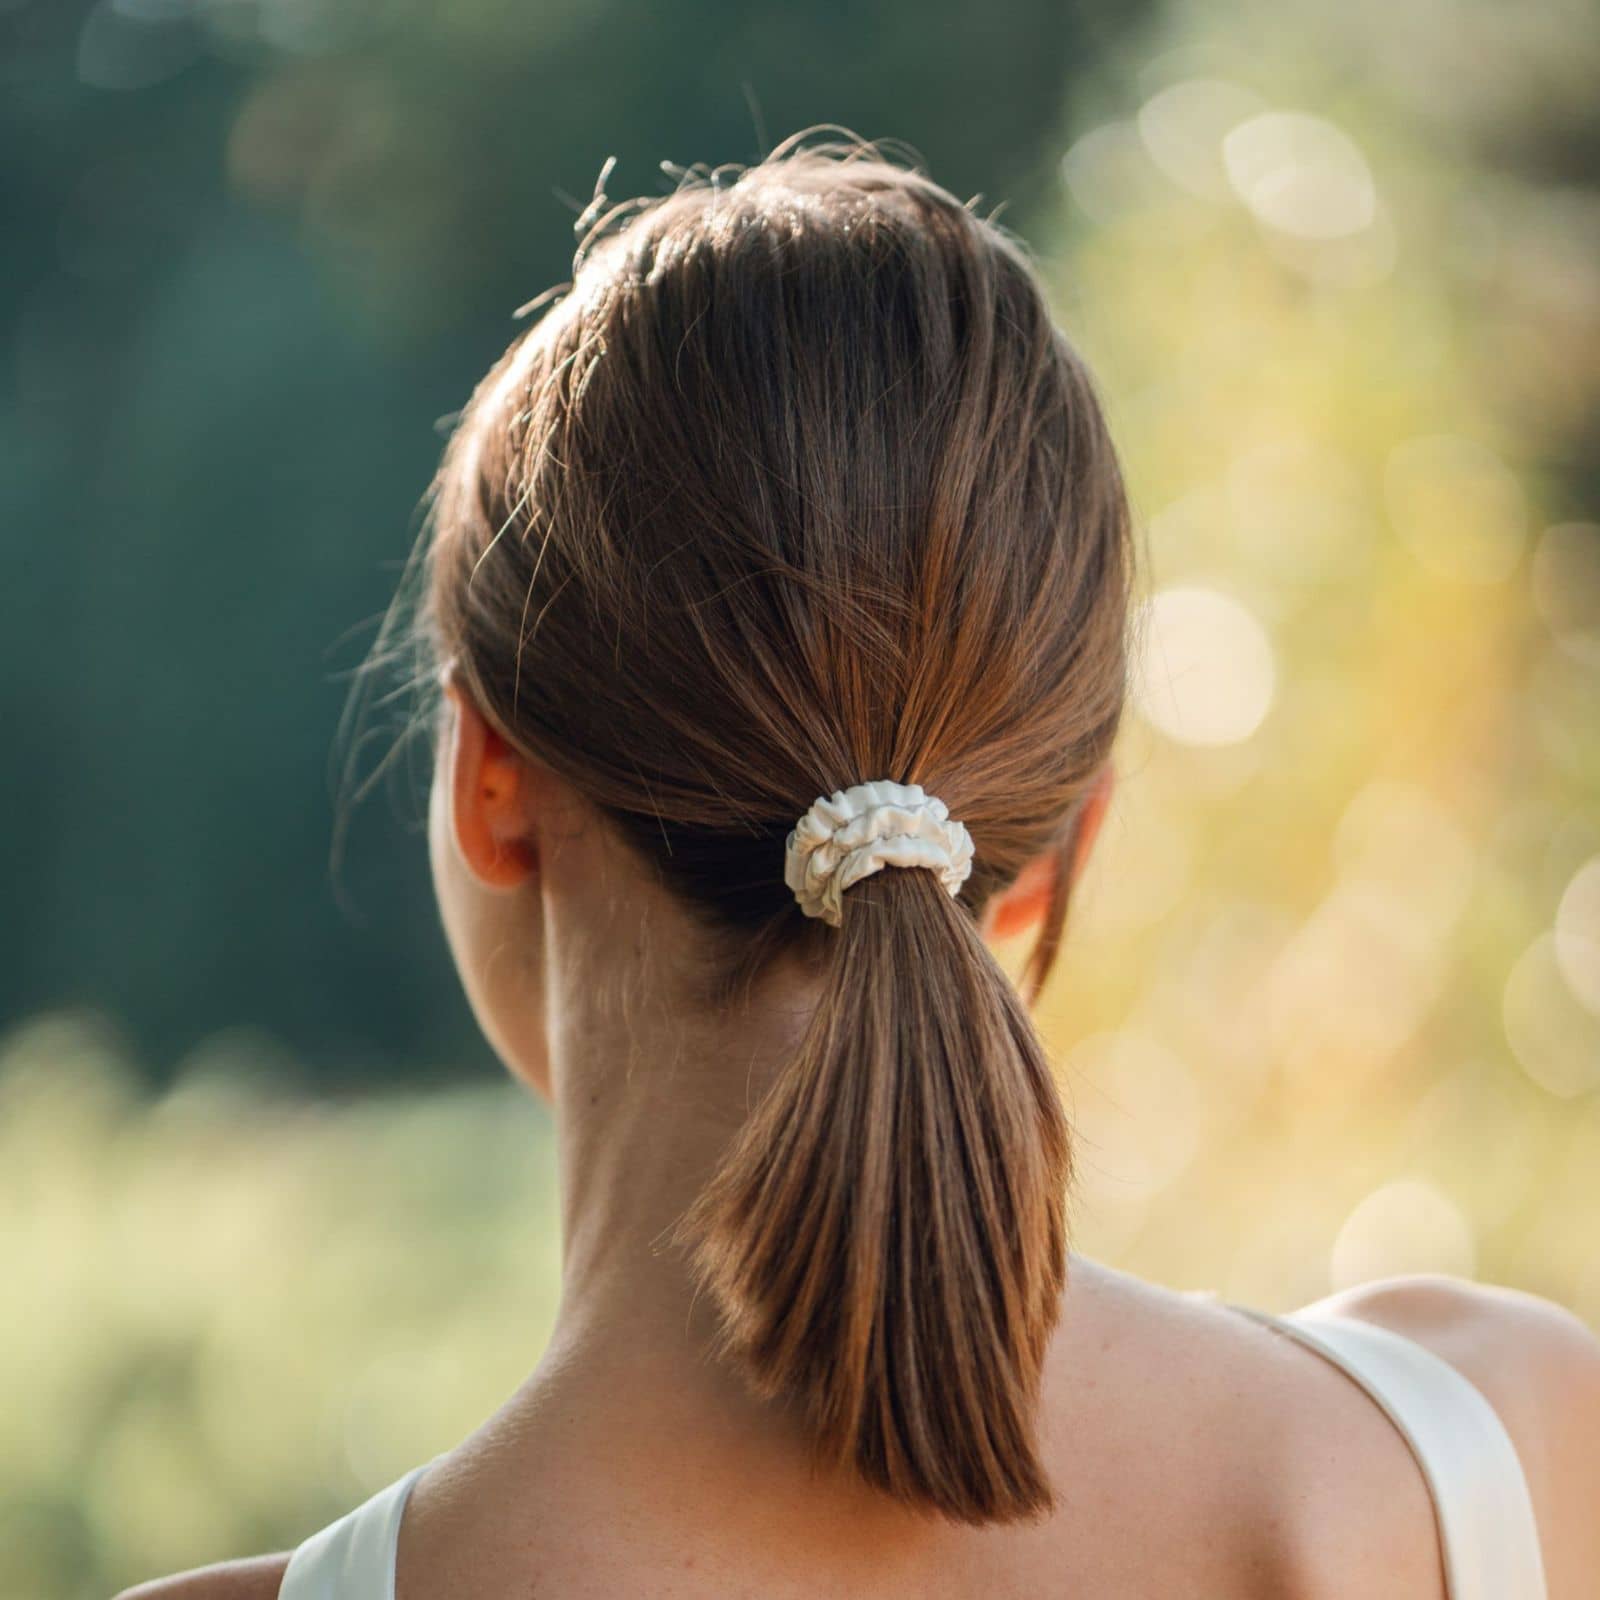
top-left (120, 684), bottom-right (1600, 1600)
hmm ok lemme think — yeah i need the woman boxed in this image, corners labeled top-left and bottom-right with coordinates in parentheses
top-left (124, 132), bottom-right (1598, 1599)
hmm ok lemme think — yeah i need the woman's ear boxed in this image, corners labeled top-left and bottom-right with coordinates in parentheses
top-left (1069, 760), bottom-right (1115, 885)
top-left (981, 762), bottom-right (1116, 941)
top-left (982, 850), bottom-right (1058, 942)
top-left (443, 682), bottom-right (539, 890)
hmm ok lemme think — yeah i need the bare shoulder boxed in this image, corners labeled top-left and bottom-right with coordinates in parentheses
top-left (1320, 1272), bottom-right (1600, 1600)
top-left (1326, 1270), bottom-right (1600, 1473)
top-left (1327, 1268), bottom-right (1599, 1363)
top-left (1049, 1266), bottom-right (1456, 1598)
top-left (113, 1552), bottom-right (291, 1600)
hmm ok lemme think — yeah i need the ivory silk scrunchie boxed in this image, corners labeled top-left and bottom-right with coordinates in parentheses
top-left (783, 779), bottom-right (975, 927)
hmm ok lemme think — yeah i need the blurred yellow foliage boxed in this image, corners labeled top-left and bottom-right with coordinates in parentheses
top-left (1030, 13), bottom-right (1600, 1321)
top-left (7, 5), bottom-right (1600, 1597)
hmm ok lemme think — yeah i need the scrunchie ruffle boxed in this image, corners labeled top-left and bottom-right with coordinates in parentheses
top-left (783, 779), bottom-right (975, 927)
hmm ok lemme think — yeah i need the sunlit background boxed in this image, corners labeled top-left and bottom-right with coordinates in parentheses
top-left (4, 0), bottom-right (1599, 1593)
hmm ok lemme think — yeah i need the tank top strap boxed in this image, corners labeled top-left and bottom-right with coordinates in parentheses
top-left (1225, 1302), bottom-right (1548, 1600)
top-left (277, 1457), bottom-right (437, 1600)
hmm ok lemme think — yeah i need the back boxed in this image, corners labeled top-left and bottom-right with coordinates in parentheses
top-left (265, 1268), bottom-right (1569, 1600)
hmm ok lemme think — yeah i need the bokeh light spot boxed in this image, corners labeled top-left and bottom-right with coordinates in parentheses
top-left (1330, 1178), bottom-right (1476, 1289)
top-left (1555, 856), bottom-right (1600, 1016)
top-left (1502, 932), bottom-right (1600, 1097)
top-left (1136, 78), bottom-right (1266, 201)
top-left (1060, 121), bottom-right (1169, 224)
top-left (1222, 111), bottom-right (1377, 239)
top-left (77, 0), bottom-right (201, 92)
top-left (1132, 585), bottom-right (1276, 747)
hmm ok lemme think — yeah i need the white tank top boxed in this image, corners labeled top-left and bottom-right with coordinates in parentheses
top-left (276, 1304), bottom-right (1548, 1599)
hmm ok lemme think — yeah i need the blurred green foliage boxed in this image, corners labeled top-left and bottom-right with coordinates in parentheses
top-left (0, 1014), bottom-right (561, 1597)
top-left (5, 0), bottom-right (1600, 1596)
top-left (3, 0), bottom-right (1133, 1082)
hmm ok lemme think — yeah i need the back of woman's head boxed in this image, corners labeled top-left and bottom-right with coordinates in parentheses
top-left (420, 131), bottom-right (1134, 1525)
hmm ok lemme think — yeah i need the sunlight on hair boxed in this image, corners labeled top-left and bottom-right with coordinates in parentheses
top-left (1132, 585), bottom-right (1276, 747)
top-left (1330, 1178), bottom-right (1477, 1289)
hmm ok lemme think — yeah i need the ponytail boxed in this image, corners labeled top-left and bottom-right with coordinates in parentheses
top-left (419, 133), bottom-right (1132, 1527)
top-left (675, 865), bottom-right (1070, 1524)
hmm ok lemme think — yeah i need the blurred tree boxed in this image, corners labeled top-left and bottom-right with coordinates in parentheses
top-left (0, 0), bottom-right (1151, 1085)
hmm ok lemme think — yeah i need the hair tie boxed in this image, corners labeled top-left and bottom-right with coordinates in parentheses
top-left (783, 780), bottom-right (975, 927)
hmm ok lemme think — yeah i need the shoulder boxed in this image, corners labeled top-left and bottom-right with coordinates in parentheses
top-left (113, 1552), bottom-right (291, 1600)
top-left (1326, 1267), bottom-right (1600, 1360)
top-left (1326, 1271), bottom-right (1600, 1476)
top-left (1049, 1269), bottom-right (1456, 1596)
top-left (1305, 1272), bottom-right (1600, 1600)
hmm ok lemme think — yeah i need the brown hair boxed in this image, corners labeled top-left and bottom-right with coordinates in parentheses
top-left (413, 131), bottom-right (1133, 1524)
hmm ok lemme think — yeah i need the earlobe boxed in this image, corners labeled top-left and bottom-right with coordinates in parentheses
top-left (981, 762), bottom-right (1116, 942)
top-left (445, 684), bottom-right (539, 891)
top-left (983, 850), bottom-right (1058, 942)
top-left (1070, 761), bottom-right (1115, 884)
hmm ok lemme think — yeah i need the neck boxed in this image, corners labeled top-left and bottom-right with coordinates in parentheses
top-left (513, 871), bottom-right (1100, 1549)
top-left (541, 885), bottom-right (821, 1369)
top-left (517, 909), bottom-right (915, 1538)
